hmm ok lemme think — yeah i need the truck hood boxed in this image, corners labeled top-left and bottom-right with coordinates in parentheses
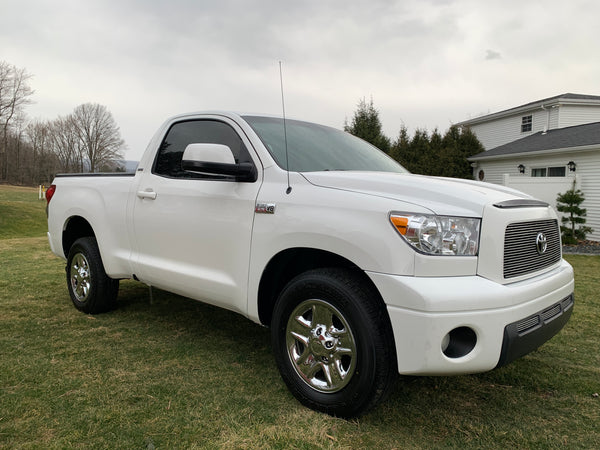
top-left (301, 171), bottom-right (530, 217)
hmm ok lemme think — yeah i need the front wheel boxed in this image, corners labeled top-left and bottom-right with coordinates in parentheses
top-left (271, 268), bottom-right (397, 417)
top-left (66, 237), bottom-right (119, 314)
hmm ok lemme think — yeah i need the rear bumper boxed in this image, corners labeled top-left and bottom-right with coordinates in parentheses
top-left (47, 231), bottom-right (63, 259)
top-left (367, 259), bottom-right (574, 375)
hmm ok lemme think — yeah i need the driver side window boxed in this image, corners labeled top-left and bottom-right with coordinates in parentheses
top-left (153, 119), bottom-right (253, 178)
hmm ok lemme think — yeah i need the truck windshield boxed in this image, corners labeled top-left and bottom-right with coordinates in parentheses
top-left (243, 116), bottom-right (408, 173)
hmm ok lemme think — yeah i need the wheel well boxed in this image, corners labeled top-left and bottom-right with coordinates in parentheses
top-left (62, 216), bottom-right (96, 257)
top-left (257, 248), bottom-right (382, 327)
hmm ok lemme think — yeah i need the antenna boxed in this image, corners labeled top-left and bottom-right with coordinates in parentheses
top-left (279, 61), bottom-right (292, 194)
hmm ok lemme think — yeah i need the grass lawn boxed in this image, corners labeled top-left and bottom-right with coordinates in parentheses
top-left (1, 185), bottom-right (599, 448)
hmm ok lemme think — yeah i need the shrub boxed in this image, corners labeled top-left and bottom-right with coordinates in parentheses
top-left (556, 181), bottom-right (593, 244)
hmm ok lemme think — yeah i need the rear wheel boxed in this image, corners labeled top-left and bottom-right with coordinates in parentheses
top-left (66, 237), bottom-right (118, 314)
top-left (271, 268), bottom-right (397, 417)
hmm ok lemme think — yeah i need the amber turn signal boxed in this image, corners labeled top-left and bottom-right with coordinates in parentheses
top-left (390, 215), bottom-right (409, 235)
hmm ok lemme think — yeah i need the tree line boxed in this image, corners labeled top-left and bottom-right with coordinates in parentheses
top-left (344, 98), bottom-right (483, 178)
top-left (0, 61), bottom-right (125, 185)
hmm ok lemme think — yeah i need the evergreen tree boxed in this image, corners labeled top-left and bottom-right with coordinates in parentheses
top-left (427, 128), bottom-right (443, 176)
top-left (390, 127), bottom-right (430, 174)
top-left (344, 98), bottom-right (485, 179)
top-left (457, 126), bottom-right (485, 176)
top-left (389, 125), bottom-right (410, 169)
top-left (344, 97), bottom-right (391, 153)
top-left (407, 128), bottom-right (430, 174)
top-left (556, 182), bottom-right (593, 244)
top-left (439, 125), bottom-right (483, 179)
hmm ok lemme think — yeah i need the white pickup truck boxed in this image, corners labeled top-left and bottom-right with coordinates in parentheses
top-left (46, 111), bottom-right (574, 417)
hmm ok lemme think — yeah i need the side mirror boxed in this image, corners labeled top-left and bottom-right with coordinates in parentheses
top-left (181, 143), bottom-right (257, 182)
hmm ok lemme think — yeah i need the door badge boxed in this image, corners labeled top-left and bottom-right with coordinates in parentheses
top-left (255, 202), bottom-right (276, 214)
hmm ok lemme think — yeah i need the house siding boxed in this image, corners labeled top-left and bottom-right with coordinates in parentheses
top-left (473, 149), bottom-right (600, 241)
top-left (548, 106), bottom-right (560, 129)
top-left (576, 149), bottom-right (600, 241)
top-left (473, 159), bottom-right (518, 185)
top-left (558, 105), bottom-right (600, 128)
top-left (469, 109), bottom-right (549, 150)
top-left (464, 94), bottom-right (600, 242)
top-left (466, 102), bottom-right (600, 151)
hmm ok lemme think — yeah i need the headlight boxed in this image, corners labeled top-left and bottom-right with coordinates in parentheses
top-left (390, 213), bottom-right (480, 256)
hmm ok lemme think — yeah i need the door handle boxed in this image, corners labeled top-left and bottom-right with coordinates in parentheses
top-left (137, 189), bottom-right (157, 200)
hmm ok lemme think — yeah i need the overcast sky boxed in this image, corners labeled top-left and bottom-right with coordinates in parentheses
top-left (2, 0), bottom-right (599, 160)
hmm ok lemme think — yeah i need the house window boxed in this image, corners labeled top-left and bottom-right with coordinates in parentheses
top-left (548, 166), bottom-right (566, 177)
top-left (521, 115), bottom-right (532, 132)
top-left (531, 166), bottom-right (566, 177)
top-left (531, 167), bottom-right (546, 177)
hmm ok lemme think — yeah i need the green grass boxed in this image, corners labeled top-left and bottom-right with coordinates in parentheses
top-left (0, 185), bottom-right (48, 239)
top-left (1, 185), bottom-right (599, 448)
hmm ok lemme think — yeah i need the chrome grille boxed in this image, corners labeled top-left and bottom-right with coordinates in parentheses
top-left (541, 304), bottom-right (561, 321)
top-left (504, 219), bottom-right (561, 279)
top-left (516, 315), bottom-right (540, 333)
top-left (513, 295), bottom-right (573, 336)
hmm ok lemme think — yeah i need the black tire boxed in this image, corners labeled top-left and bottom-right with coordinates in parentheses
top-left (271, 268), bottom-right (397, 417)
top-left (66, 237), bottom-right (119, 314)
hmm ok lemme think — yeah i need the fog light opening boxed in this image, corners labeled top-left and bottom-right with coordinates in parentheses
top-left (442, 327), bottom-right (477, 359)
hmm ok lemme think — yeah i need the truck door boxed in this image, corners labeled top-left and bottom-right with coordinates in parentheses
top-left (131, 117), bottom-right (262, 314)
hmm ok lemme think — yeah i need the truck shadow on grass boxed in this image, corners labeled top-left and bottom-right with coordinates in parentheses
top-left (115, 280), bottom-right (272, 349)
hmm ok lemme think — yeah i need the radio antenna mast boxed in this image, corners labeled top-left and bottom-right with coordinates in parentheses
top-left (279, 61), bottom-right (292, 194)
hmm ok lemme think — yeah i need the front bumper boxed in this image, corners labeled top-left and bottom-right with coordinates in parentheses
top-left (367, 259), bottom-right (574, 375)
top-left (496, 294), bottom-right (573, 367)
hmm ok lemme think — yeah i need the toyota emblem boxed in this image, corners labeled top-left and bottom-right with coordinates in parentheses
top-left (536, 232), bottom-right (548, 255)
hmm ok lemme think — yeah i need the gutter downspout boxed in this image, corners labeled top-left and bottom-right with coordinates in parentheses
top-left (541, 104), bottom-right (550, 134)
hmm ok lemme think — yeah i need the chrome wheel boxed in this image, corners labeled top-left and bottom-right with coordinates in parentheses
top-left (66, 237), bottom-right (118, 314)
top-left (70, 252), bottom-right (91, 302)
top-left (285, 298), bottom-right (357, 393)
top-left (272, 269), bottom-right (397, 417)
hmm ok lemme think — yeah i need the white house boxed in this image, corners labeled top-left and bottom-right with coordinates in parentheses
top-left (461, 93), bottom-right (600, 242)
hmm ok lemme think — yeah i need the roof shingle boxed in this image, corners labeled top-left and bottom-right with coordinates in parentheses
top-left (469, 121), bottom-right (600, 160)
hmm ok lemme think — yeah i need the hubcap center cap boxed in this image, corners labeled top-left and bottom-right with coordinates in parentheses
top-left (310, 324), bottom-right (337, 356)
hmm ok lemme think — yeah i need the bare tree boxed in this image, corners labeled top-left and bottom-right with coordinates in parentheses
top-left (12, 112), bottom-right (27, 184)
top-left (70, 103), bottom-right (125, 172)
top-left (0, 61), bottom-right (34, 180)
top-left (26, 119), bottom-right (58, 184)
top-left (0, 62), bottom-right (126, 182)
top-left (49, 115), bottom-right (83, 173)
